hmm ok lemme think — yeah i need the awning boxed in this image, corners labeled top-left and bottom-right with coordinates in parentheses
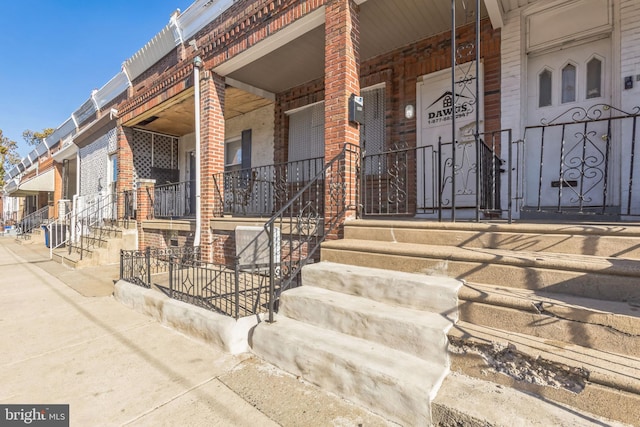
top-left (52, 141), bottom-right (78, 161)
top-left (10, 169), bottom-right (55, 196)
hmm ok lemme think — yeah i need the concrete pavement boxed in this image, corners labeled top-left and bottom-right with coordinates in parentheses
top-left (0, 237), bottom-right (392, 427)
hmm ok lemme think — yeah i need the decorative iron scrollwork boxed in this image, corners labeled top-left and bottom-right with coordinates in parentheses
top-left (540, 104), bottom-right (640, 126)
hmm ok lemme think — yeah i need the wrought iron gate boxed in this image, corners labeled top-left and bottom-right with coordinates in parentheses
top-left (520, 104), bottom-right (640, 217)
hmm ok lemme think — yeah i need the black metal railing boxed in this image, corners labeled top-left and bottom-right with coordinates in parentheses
top-left (154, 181), bottom-right (193, 219)
top-left (121, 144), bottom-right (359, 320)
top-left (520, 104), bottom-right (640, 216)
top-left (68, 192), bottom-right (117, 259)
top-left (120, 190), bottom-right (135, 225)
top-left (362, 130), bottom-right (510, 221)
top-left (257, 143), bottom-right (359, 321)
top-left (120, 246), bottom-right (201, 289)
top-left (213, 157), bottom-right (324, 216)
top-left (17, 206), bottom-right (49, 237)
top-left (166, 258), bottom-right (270, 318)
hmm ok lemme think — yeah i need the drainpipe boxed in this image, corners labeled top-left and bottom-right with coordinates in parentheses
top-left (193, 56), bottom-right (203, 247)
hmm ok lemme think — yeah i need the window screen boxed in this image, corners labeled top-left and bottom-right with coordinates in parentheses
top-left (361, 86), bottom-right (385, 155)
top-left (287, 102), bottom-right (325, 180)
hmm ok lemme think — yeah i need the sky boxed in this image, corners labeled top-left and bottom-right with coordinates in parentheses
top-left (0, 0), bottom-right (193, 159)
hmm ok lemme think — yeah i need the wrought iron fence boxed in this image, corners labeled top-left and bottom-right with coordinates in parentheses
top-left (120, 246), bottom-right (201, 289)
top-left (361, 130), bottom-right (510, 221)
top-left (213, 157), bottom-right (324, 216)
top-left (167, 258), bottom-right (270, 318)
top-left (121, 145), bottom-right (359, 320)
top-left (520, 104), bottom-right (640, 216)
top-left (17, 206), bottom-right (49, 238)
top-left (154, 181), bottom-right (193, 218)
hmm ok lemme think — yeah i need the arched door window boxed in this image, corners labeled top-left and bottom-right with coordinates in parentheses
top-left (586, 57), bottom-right (602, 99)
top-left (561, 64), bottom-right (576, 103)
top-left (539, 69), bottom-right (552, 108)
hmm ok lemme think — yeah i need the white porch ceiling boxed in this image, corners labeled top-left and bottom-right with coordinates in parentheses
top-left (224, 0), bottom-right (491, 94)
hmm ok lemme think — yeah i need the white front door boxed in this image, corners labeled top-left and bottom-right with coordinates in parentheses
top-left (524, 37), bottom-right (613, 209)
top-left (417, 62), bottom-right (484, 213)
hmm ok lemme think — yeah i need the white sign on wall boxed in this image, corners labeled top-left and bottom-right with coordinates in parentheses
top-left (416, 62), bottom-right (484, 212)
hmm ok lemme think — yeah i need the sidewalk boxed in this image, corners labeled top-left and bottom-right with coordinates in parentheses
top-left (0, 237), bottom-right (392, 427)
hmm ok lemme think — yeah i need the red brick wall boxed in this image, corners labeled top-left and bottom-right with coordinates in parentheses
top-left (323, 0), bottom-right (361, 233)
top-left (140, 227), bottom-right (195, 252)
top-left (116, 126), bottom-right (134, 218)
top-left (199, 71), bottom-right (226, 262)
top-left (360, 19), bottom-right (501, 148)
top-left (130, 49), bottom-right (181, 94)
top-left (212, 231), bottom-right (234, 265)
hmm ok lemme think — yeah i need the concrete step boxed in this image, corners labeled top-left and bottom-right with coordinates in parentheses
top-left (52, 248), bottom-right (95, 269)
top-left (301, 261), bottom-right (461, 317)
top-left (70, 226), bottom-right (136, 265)
top-left (89, 226), bottom-right (123, 239)
top-left (448, 321), bottom-right (640, 426)
top-left (459, 283), bottom-right (640, 358)
top-left (432, 372), bottom-right (631, 427)
top-left (251, 315), bottom-right (447, 426)
top-left (320, 239), bottom-right (640, 303)
top-left (279, 285), bottom-right (453, 364)
top-left (344, 219), bottom-right (640, 259)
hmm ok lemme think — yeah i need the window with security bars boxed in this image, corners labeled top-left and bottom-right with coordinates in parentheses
top-left (361, 85), bottom-right (386, 174)
top-left (287, 102), bottom-right (325, 181)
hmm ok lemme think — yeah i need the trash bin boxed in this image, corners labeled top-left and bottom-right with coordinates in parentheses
top-left (50, 224), bottom-right (67, 248)
top-left (42, 225), bottom-right (50, 248)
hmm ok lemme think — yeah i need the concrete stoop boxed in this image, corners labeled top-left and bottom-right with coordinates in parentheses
top-left (54, 225), bottom-right (137, 268)
top-left (250, 262), bottom-right (462, 426)
top-left (320, 219), bottom-right (640, 426)
top-left (432, 372), bottom-right (631, 427)
top-left (448, 322), bottom-right (640, 426)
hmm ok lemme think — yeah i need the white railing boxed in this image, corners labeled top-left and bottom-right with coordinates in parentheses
top-left (47, 210), bottom-right (71, 259)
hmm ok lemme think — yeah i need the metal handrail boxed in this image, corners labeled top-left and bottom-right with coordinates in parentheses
top-left (47, 210), bottom-right (71, 259)
top-left (17, 206), bottom-right (49, 237)
top-left (154, 180), bottom-right (193, 218)
top-left (257, 143), bottom-right (359, 321)
top-left (68, 192), bottom-right (116, 259)
top-left (213, 156), bottom-right (325, 217)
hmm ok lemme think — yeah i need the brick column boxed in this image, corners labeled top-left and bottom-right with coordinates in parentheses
top-left (136, 179), bottom-right (155, 250)
top-left (199, 70), bottom-right (226, 262)
top-left (117, 126), bottom-right (135, 221)
top-left (324, 0), bottom-right (360, 237)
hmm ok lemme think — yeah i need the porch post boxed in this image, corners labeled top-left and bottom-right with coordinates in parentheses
top-left (135, 178), bottom-right (156, 251)
top-left (116, 126), bottom-right (134, 222)
top-left (324, 0), bottom-right (361, 238)
top-left (198, 69), bottom-right (226, 263)
top-left (53, 162), bottom-right (63, 219)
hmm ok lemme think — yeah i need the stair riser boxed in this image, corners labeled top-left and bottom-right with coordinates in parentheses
top-left (80, 237), bottom-right (108, 249)
top-left (302, 263), bottom-right (460, 317)
top-left (448, 346), bottom-right (640, 426)
top-left (280, 292), bottom-right (450, 364)
top-left (345, 226), bottom-right (640, 259)
top-left (459, 302), bottom-right (640, 358)
top-left (321, 248), bottom-right (639, 302)
top-left (252, 323), bottom-right (436, 426)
